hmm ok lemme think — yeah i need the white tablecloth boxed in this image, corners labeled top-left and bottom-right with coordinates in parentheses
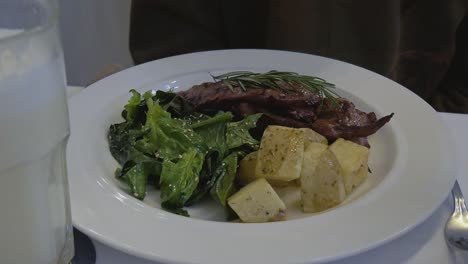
top-left (66, 87), bottom-right (468, 264)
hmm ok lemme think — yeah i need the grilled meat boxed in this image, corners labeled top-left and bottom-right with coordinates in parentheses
top-left (178, 81), bottom-right (392, 146)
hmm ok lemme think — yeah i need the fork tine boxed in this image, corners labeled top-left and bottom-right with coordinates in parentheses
top-left (452, 181), bottom-right (468, 215)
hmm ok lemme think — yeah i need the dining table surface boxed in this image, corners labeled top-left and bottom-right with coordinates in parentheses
top-left (66, 85), bottom-right (468, 264)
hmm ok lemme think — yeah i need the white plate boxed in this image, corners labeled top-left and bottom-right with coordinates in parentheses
top-left (68, 50), bottom-right (455, 264)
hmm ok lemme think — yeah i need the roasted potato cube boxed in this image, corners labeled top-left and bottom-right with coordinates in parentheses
top-left (239, 151), bottom-right (299, 187)
top-left (329, 138), bottom-right (369, 194)
top-left (228, 178), bottom-right (287, 223)
top-left (299, 128), bottom-right (328, 146)
top-left (300, 143), bottom-right (346, 213)
top-left (238, 151), bottom-right (258, 186)
top-left (268, 179), bottom-right (297, 187)
top-left (274, 184), bottom-right (301, 210)
top-left (255, 126), bottom-right (305, 182)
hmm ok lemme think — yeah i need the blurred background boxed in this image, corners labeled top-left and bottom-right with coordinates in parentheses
top-left (59, 0), bottom-right (133, 86)
top-left (58, 0), bottom-right (467, 113)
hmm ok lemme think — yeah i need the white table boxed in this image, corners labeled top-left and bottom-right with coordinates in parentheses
top-left (66, 87), bottom-right (468, 264)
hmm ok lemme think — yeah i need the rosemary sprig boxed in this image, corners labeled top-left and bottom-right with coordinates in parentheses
top-left (212, 70), bottom-right (340, 103)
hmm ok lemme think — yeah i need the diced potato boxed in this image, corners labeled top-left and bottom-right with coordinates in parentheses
top-left (238, 151), bottom-right (299, 187)
top-left (239, 151), bottom-right (300, 187)
top-left (300, 143), bottom-right (346, 213)
top-left (329, 138), bottom-right (369, 194)
top-left (299, 128), bottom-right (328, 147)
top-left (228, 178), bottom-right (287, 223)
top-left (268, 179), bottom-right (297, 187)
top-left (274, 184), bottom-right (301, 210)
top-left (255, 126), bottom-right (305, 182)
top-left (238, 151), bottom-right (258, 186)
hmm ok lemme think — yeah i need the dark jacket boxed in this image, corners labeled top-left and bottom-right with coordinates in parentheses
top-left (129, 0), bottom-right (468, 113)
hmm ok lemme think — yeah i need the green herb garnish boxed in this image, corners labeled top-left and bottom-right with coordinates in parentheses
top-left (212, 70), bottom-right (340, 103)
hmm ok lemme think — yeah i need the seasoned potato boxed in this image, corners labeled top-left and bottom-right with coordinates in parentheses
top-left (268, 179), bottom-right (297, 187)
top-left (300, 143), bottom-right (346, 213)
top-left (255, 126), bottom-right (305, 182)
top-left (239, 151), bottom-right (300, 187)
top-left (274, 184), bottom-right (301, 210)
top-left (238, 151), bottom-right (258, 185)
top-left (228, 178), bottom-right (287, 223)
top-left (299, 128), bottom-right (328, 147)
top-left (329, 138), bottom-right (369, 194)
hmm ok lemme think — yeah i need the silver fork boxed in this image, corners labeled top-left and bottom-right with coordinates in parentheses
top-left (445, 181), bottom-right (468, 250)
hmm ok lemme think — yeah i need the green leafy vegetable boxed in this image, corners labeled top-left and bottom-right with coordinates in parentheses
top-left (141, 160), bottom-right (163, 187)
top-left (193, 112), bottom-right (233, 157)
top-left (118, 159), bottom-right (162, 200)
top-left (190, 112), bottom-right (233, 129)
top-left (142, 90), bottom-right (155, 100)
top-left (185, 112), bottom-right (234, 204)
top-left (210, 153), bottom-right (239, 207)
top-left (160, 148), bottom-right (205, 209)
top-left (108, 122), bottom-right (131, 164)
top-left (154, 90), bottom-right (195, 118)
top-left (226, 113), bottom-right (263, 150)
top-left (137, 99), bottom-right (205, 160)
top-left (122, 163), bottom-right (147, 200)
top-left (185, 150), bottom-right (220, 205)
top-left (159, 92), bottom-right (192, 117)
top-left (124, 89), bottom-right (142, 122)
top-left (109, 89), bottom-right (264, 218)
top-left (122, 90), bottom-right (197, 126)
top-left (108, 123), bottom-right (147, 165)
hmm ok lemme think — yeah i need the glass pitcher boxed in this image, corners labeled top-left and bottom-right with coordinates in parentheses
top-left (0, 0), bottom-right (74, 263)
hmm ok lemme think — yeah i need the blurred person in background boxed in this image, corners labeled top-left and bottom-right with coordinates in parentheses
top-left (129, 0), bottom-right (468, 113)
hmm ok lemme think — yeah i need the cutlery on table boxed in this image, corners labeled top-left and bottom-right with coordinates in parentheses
top-left (445, 181), bottom-right (468, 250)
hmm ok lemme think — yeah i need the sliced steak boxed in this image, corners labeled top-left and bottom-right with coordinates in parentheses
top-left (179, 81), bottom-right (321, 110)
top-left (178, 81), bottom-right (393, 146)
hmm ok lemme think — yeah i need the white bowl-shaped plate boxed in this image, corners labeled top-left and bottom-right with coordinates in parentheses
top-left (68, 50), bottom-right (455, 264)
